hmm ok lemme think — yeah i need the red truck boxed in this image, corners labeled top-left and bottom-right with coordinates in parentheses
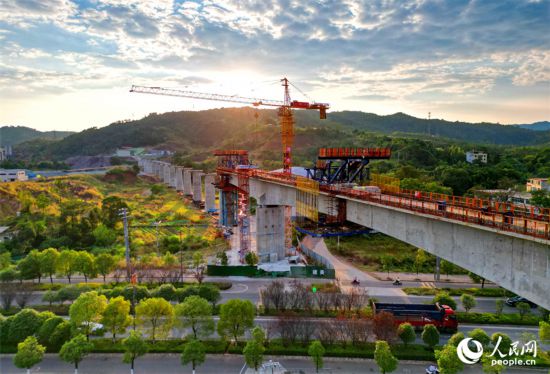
top-left (372, 302), bottom-right (458, 332)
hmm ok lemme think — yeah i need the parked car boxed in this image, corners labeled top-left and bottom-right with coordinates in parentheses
top-left (426, 364), bottom-right (440, 374)
top-left (505, 296), bottom-right (537, 308)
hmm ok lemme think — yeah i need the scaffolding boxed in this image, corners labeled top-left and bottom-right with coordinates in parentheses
top-left (296, 176), bottom-right (319, 225)
top-left (238, 170), bottom-right (251, 262)
top-left (369, 173), bottom-right (401, 194)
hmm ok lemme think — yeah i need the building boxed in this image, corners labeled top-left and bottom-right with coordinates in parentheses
top-left (466, 151), bottom-right (488, 164)
top-left (115, 147), bottom-right (144, 157)
top-left (0, 169), bottom-right (28, 182)
top-left (526, 178), bottom-right (550, 192)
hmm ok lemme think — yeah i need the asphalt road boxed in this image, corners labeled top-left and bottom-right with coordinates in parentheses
top-left (0, 353), bottom-right (546, 374)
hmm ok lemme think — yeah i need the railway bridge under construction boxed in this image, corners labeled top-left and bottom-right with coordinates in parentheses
top-left (139, 155), bottom-right (550, 309)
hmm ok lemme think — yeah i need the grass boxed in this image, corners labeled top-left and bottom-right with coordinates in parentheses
top-left (403, 287), bottom-right (515, 297)
top-left (325, 233), bottom-right (467, 274)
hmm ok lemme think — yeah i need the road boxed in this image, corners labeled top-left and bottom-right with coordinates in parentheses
top-left (0, 353), bottom-right (546, 374)
top-left (24, 275), bottom-right (519, 314)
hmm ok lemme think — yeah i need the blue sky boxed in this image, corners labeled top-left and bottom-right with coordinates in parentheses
top-left (0, 0), bottom-right (549, 131)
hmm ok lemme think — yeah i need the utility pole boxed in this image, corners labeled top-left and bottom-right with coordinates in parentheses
top-left (120, 208), bottom-right (131, 281)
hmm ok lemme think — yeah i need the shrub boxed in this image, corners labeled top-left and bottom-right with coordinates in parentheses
top-left (174, 287), bottom-right (199, 303)
top-left (421, 324), bottom-right (440, 350)
top-left (397, 323), bottom-right (416, 347)
top-left (8, 309), bottom-right (44, 343)
top-left (468, 328), bottom-right (490, 348)
top-left (432, 292), bottom-right (457, 310)
top-left (152, 284), bottom-right (176, 301)
top-left (49, 321), bottom-right (72, 351)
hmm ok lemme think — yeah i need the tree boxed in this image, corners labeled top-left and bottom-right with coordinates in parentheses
top-left (432, 292), bottom-right (457, 310)
top-left (75, 251), bottom-right (96, 283)
top-left (217, 251), bottom-right (228, 266)
top-left (8, 309), bottom-right (44, 343)
top-left (531, 189), bottom-right (550, 208)
top-left (308, 340), bottom-right (325, 373)
top-left (447, 332), bottom-right (464, 347)
top-left (540, 318), bottom-right (550, 344)
top-left (0, 252), bottom-right (11, 270)
top-left (243, 338), bottom-right (265, 373)
top-left (413, 249), bottom-right (427, 275)
top-left (40, 248), bottom-right (60, 283)
top-left (217, 299), bottom-right (255, 344)
top-left (181, 338), bottom-right (205, 374)
top-left (380, 255), bottom-right (393, 277)
top-left (95, 253), bottom-right (116, 282)
top-left (244, 252), bottom-right (259, 266)
top-left (373, 311), bottom-right (397, 342)
top-left (122, 330), bottom-right (148, 374)
top-left (69, 291), bottom-right (107, 340)
top-left (198, 284), bottom-right (221, 307)
top-left (37, 316), bottom-right (64, 347)
top-left (435, 343), bottom-right (464, 374)
top-left (49, 321), bottom-right (73, 351)
top-left (92, 224), bottom-right (117, 247)
top-left (102, 196), bottom-right (128, 228)
top-left (460, 294), bottom-right (476, 313)
top-left (175, 295), bottom-right (215, 339)
top-left (59, 334), bottom-right (93, 374)
top-left (397, 323), bottom-right (415, 347)
top-left (421, 324), bottom-right (440, 350)
top-left (14, 336), bottom-right (45, 374)
top-left (374, 340), bottom-right (398, 374)
top-left (17, 250), bottom-right (42, 282)
top-left (102, 296), bottom-right (132, 342)
top-left (468, 272), bottom-right (486, 288)
top-left (57, 249), bottom-right (79, 283)
top-left (192, 252), bottom-right (206, 284)
top-left (440, 260), bottom-right (454, 278)
top-left (516, 302), bottom-right (531, 320)
top-left (135, 297), bottom-right (174, 342)
top-left (468, 328), bottom-right (490, 348)
top-left (42, 289), bottom-right (58, 307)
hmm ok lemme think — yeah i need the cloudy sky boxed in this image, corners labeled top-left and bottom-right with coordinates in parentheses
top-left (0, 0), bottom-right (549, 132)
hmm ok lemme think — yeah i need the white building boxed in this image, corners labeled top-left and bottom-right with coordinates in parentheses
top-left (526, 178), bottom-right (550, 192)
top-left (0, 226), bottom-right (13, 243)
top-left (0, 169), bottom-right (28, 182)
top-left (466, 151), bottom-right (488, 164)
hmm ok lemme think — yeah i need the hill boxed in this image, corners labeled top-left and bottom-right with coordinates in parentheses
top-left (514, 121), bottom-right (550, 131)
top-left (0, 126), bottom-right (74, 146)
top-left (12, 108), bottom-right (550, 162)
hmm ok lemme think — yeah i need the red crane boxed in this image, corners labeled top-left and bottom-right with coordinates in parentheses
top-left (130, 77), bottom-right (329, 173)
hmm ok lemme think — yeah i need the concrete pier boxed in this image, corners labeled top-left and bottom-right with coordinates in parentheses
top-left (163, 163), bottom-right (171, 185)
top-left (204, 174), bottom-right (216, 212)
top-left (183, 168), bottom-right (193, 196)
top-left (169, 165), bottom-right (177, 188)
top-left (191, 170), bottom-right (204, 203)
top-left (256, 205), bottom-right (286, 263)
top-left (175, 167), bottom-right (184, 191)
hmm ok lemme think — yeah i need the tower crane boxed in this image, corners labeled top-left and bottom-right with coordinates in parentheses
top-left (130, 77), bottom-right (329, 174)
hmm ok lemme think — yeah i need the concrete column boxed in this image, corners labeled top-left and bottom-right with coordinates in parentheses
top-left (175, 167), bottom-right (184, 191)
top-left (183, 168), bottom-right (193, 196)
top-left (204, 173), bottom-right (216, 212)
top-left (256, 205), bottom-right (286, 263)
top-left (191, 170), bottom-right (204, 203)
top-left (220, 190), bottom-right (237, 227)
top-left (169, 165), bottom-right (177, 188)
top-left (163, 163), bottom-right (171, 185)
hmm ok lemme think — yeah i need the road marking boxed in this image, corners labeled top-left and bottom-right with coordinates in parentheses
top-left (421, 282), bottom-right (435, 288)
top-left (221, 283), bottom-right (249, 294)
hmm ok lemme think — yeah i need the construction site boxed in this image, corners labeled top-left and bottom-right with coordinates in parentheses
top-left (136, 78), bottom-right (550, 307)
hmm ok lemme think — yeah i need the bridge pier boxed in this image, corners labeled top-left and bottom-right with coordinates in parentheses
top-left (163, 163), bottom-right (171, 185)
top-left (220, 190), bottom-right (238, 227)
top-left (204, 174), bottom-right (216, 212)
top-left (175, 167), bottom-right (184, 191)
top-left (183, 168), bottom-right (193, 196)
top-left (256, 205), bottom-right (286, 263)
top-left (169, 165), bottom-right (177, 188)
top-left (191, 170), bottom-right (204, 204)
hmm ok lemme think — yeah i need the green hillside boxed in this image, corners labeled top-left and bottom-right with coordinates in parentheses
top-left (13, 108), bottom-right (550, 162)
top-left (0, 126), bottom-right (74, 146)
